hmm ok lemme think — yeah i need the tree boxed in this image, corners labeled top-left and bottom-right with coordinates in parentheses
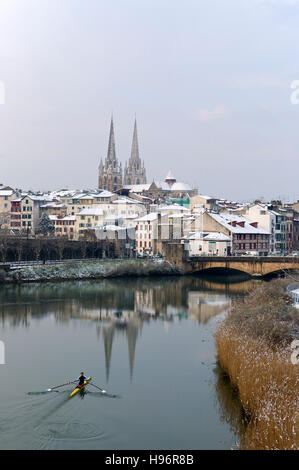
top-left (0, 235), bottom-right (9, 262)
top-left (36, 213), bottom-right (55, 236)
top-left (0, 212), bottom-right (10, 229)
top-left (57, 237), bottom-right (67, 260)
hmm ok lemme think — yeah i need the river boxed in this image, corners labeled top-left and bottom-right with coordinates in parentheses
top-left (0, 275), bottom-right (258, 450)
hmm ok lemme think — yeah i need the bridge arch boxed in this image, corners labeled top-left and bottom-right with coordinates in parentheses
top-left (185, 256), bottom-right (299, 278)
top-left (190, 266), bottom-right (252, 277)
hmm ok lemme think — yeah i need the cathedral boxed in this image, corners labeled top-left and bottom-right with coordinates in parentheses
top-left (98, 117), bottom-right (146, 192)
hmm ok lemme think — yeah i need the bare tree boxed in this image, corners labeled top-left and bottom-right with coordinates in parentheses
top-left (80, 239), bottom-right (87, 259)
top-left (0, 235), bottom-right (9, 262)
top-left (15, 230), bottom-right (24, 261)
top-left (34, 238), bottom-right (42, 261)
top-left (0, 212), bottom-right (10, 230)
top-left (57, 237), bottom-right (67, 260)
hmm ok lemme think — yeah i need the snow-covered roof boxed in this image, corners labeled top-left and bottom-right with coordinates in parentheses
top-left (94, 190), bottom-right (115, 198)
top-left (123, 184), bottom-right (151, 193)
top-left (73, 194), bottom-right (95, 200)
top-left (0, 190), bottom-right (14, 197)
top-left (195, 194), bottom-right (215, 201)
top-left (136, 212), bottom-right (159, 222)
top-left (208, 212), bottom-right (270, 234)
top-left (170, 182), bottom-right (191, 191)
top-left (41, 203), bottom-right (66, 208)
top-left (184, 231), bottom-right (230, 241)
top-left (157, 204), bottom-right (189, 212)
top-left (77, 208), bottom-right (104, 216)
top-left (203, 232), bottom-right (231, 241)
top-left (112, 197), bottom-right (142, 205)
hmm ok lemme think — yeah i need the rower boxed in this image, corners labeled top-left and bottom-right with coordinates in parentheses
top-left (76, 372), bottom-right (88, 388)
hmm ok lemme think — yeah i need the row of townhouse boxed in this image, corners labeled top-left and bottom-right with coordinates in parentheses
top-left (199, 212), bottom-right (270, 256)
top-left (245, 203), bottom-right (299, 254)
top-left (134, 209), bottom-right (271, 257)
top-left (0, 186), bottom-right (149, 240)
top-left (1, 184), bottom-right (298, 254)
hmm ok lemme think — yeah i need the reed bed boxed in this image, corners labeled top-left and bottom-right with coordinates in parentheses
top-left (215, 280), bottom-right (299, 450)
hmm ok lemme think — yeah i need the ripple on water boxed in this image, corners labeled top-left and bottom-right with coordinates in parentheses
top-left (34, 420), bottom-right (108, 442)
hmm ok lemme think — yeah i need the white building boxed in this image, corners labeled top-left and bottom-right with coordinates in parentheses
top-left (183, 231), bottom-right (231, 256)
top-left (245, 204), bottom-right (282, 253)
top-left (135, 212), bottom-right (159, 254)
top-left (75, 207), bottom-right (105, 238)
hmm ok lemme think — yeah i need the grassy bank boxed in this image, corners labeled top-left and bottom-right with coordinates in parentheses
top-left (215, 280), bottom-right (299, 450)
top-left (4, 259), bottom-right (181, 283)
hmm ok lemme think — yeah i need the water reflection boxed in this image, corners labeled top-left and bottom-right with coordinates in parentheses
top-left (0, 275), bottom-right (259, 449)
top-left (0, 276), bottom-right (256, 383)
top-left (0, 276), bottom-right (256, 323)
top-left (213, 364), bottom-right (248, 448)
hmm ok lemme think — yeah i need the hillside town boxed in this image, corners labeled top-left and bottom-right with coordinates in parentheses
top-left (0, 118), bottom-right (298, 262)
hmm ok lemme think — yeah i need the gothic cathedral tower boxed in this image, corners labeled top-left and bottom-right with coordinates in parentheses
top-left (123, 119), bottom-right (147, 186)
top-left (98, 117), bottom-right (123, 192)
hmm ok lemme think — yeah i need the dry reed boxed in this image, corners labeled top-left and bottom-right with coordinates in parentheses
top-left (215, 280), bottom-right (299, 450)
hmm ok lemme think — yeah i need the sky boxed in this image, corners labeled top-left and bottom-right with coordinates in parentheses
top-left (0, 0), bottom-right (298, 201)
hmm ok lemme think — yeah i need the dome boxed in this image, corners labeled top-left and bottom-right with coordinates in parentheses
top-left (165, 170), bottom-right (177, 187)
top-left (170, 182), bottom-right (191, 191)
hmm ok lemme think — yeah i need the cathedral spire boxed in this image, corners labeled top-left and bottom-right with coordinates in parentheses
top-left (129, 118), bottom-right (140, 165)
top-left (99, 116), bottom-right (123, 191)
top-left (107, 115), bottom-right (116, 164)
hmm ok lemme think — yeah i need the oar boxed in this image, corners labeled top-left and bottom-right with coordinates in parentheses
top-left (46, 380), bottom-right (77, 392)
top-left (88, 382), bottom-right (106, 394)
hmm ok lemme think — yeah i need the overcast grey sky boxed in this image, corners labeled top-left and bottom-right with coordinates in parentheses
top-left (0, 0), bottom-right (298, 201)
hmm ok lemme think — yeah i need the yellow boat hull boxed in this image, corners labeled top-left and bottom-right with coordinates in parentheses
top-left (69, 377), bottom-right (92, 398)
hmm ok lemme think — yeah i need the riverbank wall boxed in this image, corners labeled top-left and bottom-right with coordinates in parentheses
top-left (0, 259), bottom-right (182, 284)
top-left (215, 280), bottom-right (299, 450)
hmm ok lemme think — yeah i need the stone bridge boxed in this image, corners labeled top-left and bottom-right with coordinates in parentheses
top-left (162, 242), bottom-right (299, 278)
top-left (186, 256), bottom-right (299, 277)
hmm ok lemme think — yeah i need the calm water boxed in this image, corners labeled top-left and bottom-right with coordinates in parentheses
top-left (0, 276), bottom-right (256, 450)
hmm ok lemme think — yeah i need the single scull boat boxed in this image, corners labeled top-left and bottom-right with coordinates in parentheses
top-left (69, 376), bottom-right (92, 398)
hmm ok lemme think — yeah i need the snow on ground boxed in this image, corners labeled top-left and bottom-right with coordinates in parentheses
top-left (10, 259), bottom-right (179, 282)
